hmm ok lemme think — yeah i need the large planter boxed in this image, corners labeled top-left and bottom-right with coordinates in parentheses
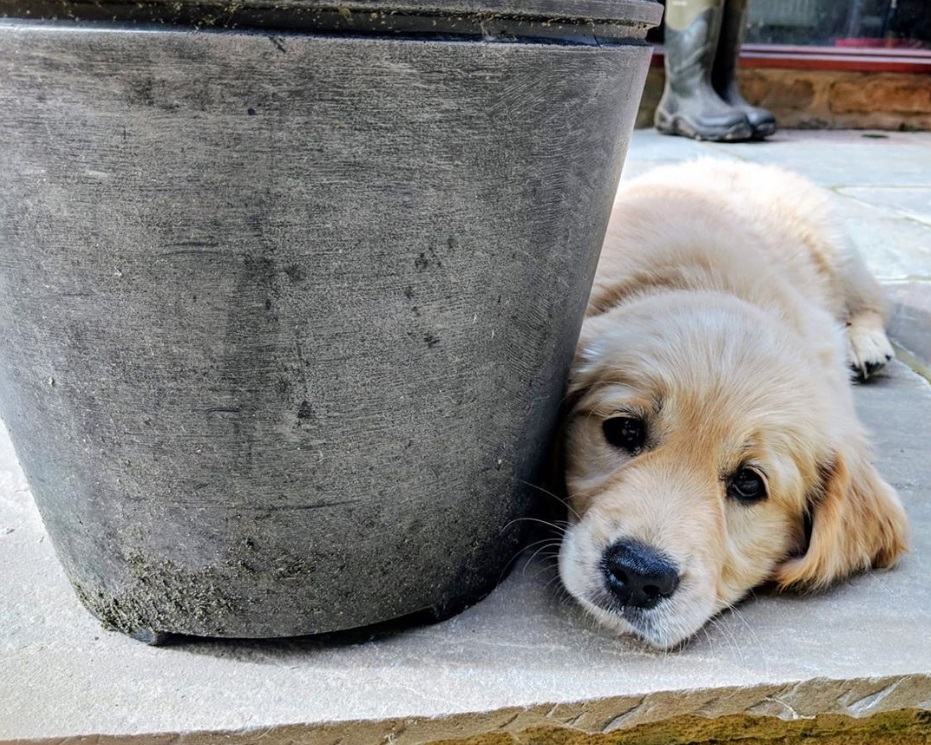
top-left (0, 0), bottom-right (661, 641)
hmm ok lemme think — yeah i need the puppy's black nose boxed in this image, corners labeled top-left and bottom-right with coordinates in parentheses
top-left (602, 541), bottom-right (680, 609)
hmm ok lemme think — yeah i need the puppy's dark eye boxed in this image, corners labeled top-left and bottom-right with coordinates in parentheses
top-left (727, 468), bottom-right (767, 503)
top-left (602, 417), bottom-right (645, 455)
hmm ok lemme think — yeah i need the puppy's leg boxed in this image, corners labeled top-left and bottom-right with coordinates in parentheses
top-left (835, 244), bottom-right (894, 380)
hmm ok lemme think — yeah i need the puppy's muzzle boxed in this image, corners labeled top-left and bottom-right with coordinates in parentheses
top-left (602, 541), bottom-right (680, 609)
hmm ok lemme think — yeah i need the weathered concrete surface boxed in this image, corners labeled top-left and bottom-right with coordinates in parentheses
top-left (3, 130), bottom-right (931, 743)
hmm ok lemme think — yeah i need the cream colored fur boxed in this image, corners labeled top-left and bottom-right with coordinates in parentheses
top-left (559, 159), bottom-right (908, 649)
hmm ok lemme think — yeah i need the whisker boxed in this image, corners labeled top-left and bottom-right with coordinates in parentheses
top-left (717, 600), bottom-right (767, 669)
top-left (525, 564), bottom-right (562, 584)
top-left (544, 570), bottom-right (568, 591)
top-left (499, 535), bottom-right (562, 578)
top-left (500, 516), bottom-right (570, 535)
top-left (708, 613), bottom-right (742, 661)
top-left (522, 542), bottom-right (563, 572)
top-left (698, 623), bottom-right (718, 657)
top-left (518, 480), bottom-right (580, 521)
top-left (520, 537), bottom-right (564, 553)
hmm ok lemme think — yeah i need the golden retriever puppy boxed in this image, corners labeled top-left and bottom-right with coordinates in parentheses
top-left (559, 159), bottom-right (909, 649)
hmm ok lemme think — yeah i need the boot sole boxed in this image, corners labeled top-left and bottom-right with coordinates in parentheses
top-left (655, 111), bottom-right (754, 143)
top-left (750, 121), bottom-right (777, 140)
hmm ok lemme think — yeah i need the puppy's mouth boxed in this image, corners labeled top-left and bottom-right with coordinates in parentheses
top-left (560, 530), bottom-right (713, 649)
top-left (581, 586), bottom-right (683, 649)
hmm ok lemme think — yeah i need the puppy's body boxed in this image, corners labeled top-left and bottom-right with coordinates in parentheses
top-left (590, 160), bottom-right (892, 378)
top-left (559, 160), bottom-right (908, 649)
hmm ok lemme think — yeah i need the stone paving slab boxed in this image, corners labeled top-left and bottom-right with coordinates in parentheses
top-left (829, 197), bottom-right (931, 283)
top-left (696, 130), bottom-right (931, 188)
top-left (888, 283), bottom-right (931, 371)
top-left (837, 187), bottom-right (931, 229)
top-left (626, 129), bottom-right (931, 176)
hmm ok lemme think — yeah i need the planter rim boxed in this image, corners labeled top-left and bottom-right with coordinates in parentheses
top-left (0, 0), bottom-right (663, 36)
top-left (1, 0), bottom-right (663, 22)
top-left (248, 0), bottom-right (663, 23)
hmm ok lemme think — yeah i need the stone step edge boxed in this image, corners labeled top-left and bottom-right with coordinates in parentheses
top-left (6, 674), bottom-right (927, 745)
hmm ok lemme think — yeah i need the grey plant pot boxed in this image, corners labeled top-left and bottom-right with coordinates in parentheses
top-left (0, 0), bottom-right (661, 641)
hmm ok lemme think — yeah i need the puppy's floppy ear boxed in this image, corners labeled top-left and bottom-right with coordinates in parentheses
top-left (549, 316), bottom-right (613, 514)
top-left (775, 447), bottom-right (908, 590)
top-left (566, 314), bottom-right (614, 404)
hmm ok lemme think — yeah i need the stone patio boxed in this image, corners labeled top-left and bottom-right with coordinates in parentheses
top-left (2, 129), bottom-right (930, 744)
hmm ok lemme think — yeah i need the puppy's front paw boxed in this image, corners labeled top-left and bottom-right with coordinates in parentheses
top-left (846, 314), bottom-right (894, 381)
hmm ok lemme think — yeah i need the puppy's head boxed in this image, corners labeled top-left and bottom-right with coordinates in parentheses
top-left (559, 292), bottom-right (907, 649)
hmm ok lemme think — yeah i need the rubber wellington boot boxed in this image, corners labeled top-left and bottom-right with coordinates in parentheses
top-left (655, 0), bottom-right (753, 142)
top-left (712, 0), bottom-right (777, 139)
